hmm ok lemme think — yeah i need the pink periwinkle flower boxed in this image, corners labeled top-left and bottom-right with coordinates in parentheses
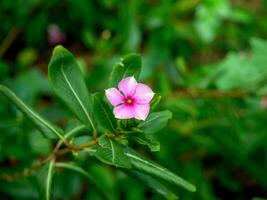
top-left (105, 76), bottom-right (154, 120)
top-left (48, 24), bottom-right (66, 45)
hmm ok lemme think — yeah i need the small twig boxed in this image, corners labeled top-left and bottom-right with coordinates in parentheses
top-left (0, 27), bottom-right (20, 58)
top-left (0, 134), bottom-right (97, 182)
top-left (0, 0), bottom-right (45, 58)
top-left (93, 130), bottom-right (97, 140)
top-left (73, 140), bottom-right (97, 151)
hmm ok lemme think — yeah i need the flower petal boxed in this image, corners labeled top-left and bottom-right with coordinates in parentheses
top-left (114, 104), bottom-right (135, 119)
top-left (134, 83), bottom-right (154, 104)
top-left (133, 103), bottom-right (150, 120)
top-left (118, 76), bottom-right (137, 96)
top-left (105, 88), bottom-right (124, 106)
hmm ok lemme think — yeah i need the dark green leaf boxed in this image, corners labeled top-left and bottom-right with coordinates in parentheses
top-left (46, 160), bottom-right (55, 200)
top-left (138, 110), bottom-right (172, 133)
top-left (93, 93), bottom-right (117, 132)
top-left (55, 162), bottom-right (109, 200)
top-left (123, 169), bottom-right (178, 200)
top-left (34, 160), bottom-right (55, 200)
top-left (0, 85), bottom-right (63, 139)
top-left (95, 135), bottom-right (131, 168)
top-left (109, 53), bottom-right (141, 87)
top-left (48, 45), bottom-right (96, 131)
top-left (124, 148), bottom-right (196, 192)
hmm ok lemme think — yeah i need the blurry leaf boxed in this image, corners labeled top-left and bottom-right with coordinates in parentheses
top-left (68, 0), bottom-right (94, 26)
top-left (48, 45), bottom-right (96, 131)
top-left (124, 169), bottom-right (178, 200)
top-left (194, 0), bottom-right (231, 43)
top-left (124, 148), bottom-right (196, 192)
top-left (176, 57), bottom-right (189, 77)
top-left (72, 135), bottom-right (92, 147)
top-left (29, 130), bottom-right (52, 156)
top-left (95, 135), bottom-right (131, 168)
top-left (93, 93), bottom-right (117, 132)
top-left (33, 161), bottom-right (55, 200)
top-left (81, 28), bottom-right (95, 48)
top-left (14, 69), bottom-right (51, 104)
top-left (64, 122), bottom-right (87, 139)
top-left (0, 179), bottom-right (38, 199)
top-left (25, 11), bottom-right (48, 47)
top-left (109, 53), bottom-right (141, 87)
top-left (212, 38), bottom-right (267, 91)
top-left (46, 160), bottom-right (55, 200)
top-left (124, 18), bottom-right (141, 51)
top-left (175, 0), bottom-right (199, 13)
top-left (17, 48), bottom-right (39, 67)
top-left (0, 85), bottom-right (63, 139)
top-left (158, 72), bottom-right (172, 95)
top-left (150, 95), bottom-right (162, 110)
top-left (88, 163), bottom-right (117, 199)
top-left (55, 162), bottom-right (109, 200)
top-left (138, 110), bottom-right (172, 133)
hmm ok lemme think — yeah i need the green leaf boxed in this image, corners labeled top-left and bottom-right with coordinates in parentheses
top-left (109, 53), bottom-right (141, 87)
top-left (55, 162), bottom-right (109, 200)
top-left (48, 45), bottom-right (96, 132)
top-left (0, 85), bottom-right (64, 140)
top-left (93, 93), bottom-right (117, 132)
top-left (134, 133), bottom-right (160, 152)
top-left (123, 169), bottom-right (178, 200)
top-left (64, 124), bottom-right (87, 139)
top-left (46, 160), bottom-right (55, 200)
top-left (124, 148), bottom-right (196, 192)
top-left (138, 110), bottom-right (172, 133)
top-left (95, 135), bottom-right (131, 168)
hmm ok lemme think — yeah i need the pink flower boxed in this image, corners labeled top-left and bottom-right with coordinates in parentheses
top-left (105, 76), bottom-right (154, 120)
top-left (48, 24), bottom-right (66, 45)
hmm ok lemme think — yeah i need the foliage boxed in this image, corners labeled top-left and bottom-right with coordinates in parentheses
top-left (0, 46), bottom-right (193, 199)
top-left (1, 0), bottom-right (267, 199)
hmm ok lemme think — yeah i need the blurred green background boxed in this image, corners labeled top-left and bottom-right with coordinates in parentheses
top-left (1, 0), bottom-right (267, 199)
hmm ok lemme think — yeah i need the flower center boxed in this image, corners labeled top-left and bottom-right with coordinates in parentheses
top-left (125, 97), bottom-right (134, 105)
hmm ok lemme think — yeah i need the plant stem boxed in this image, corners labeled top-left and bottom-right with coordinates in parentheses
top-left (0, 137), bottom-right (98, 182)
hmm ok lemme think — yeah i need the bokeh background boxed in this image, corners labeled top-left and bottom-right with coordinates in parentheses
top-left (1, 0), bottom-right (267, 199)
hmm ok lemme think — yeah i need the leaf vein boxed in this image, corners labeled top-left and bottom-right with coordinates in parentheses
top-left (61, 65), bottom-right (95, 130)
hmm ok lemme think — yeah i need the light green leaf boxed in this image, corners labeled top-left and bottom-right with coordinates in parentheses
top-left (211, 38), bottom-right (267, 91)
top-left (46, 160), bottom-right (55, 200)
top-left (55, 162), bottom-right (109, 200)
top-left (109, 53), bottom-right (141, 87)
top-left (138, 110), bottom-right (172, 133)
top-left (0, 85), bottom-right (64, 140)
top-left (124, 169), bottom-right (178, 200)
top-left (48, 45), bottom-right (96, 132)
top-left (93, 93), bottom-right (117, 132)
top-left (124, 148), bottom-right (196, 192)
top-left (95, 135), bottom-right (131, 168)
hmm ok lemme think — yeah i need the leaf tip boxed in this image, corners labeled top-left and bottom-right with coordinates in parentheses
top-left (191, 185), bottom-right (197, 192)
top-left (53, 45), bottom-right (65, 53)
top-left (52, 45), bottom-right (70, 59)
